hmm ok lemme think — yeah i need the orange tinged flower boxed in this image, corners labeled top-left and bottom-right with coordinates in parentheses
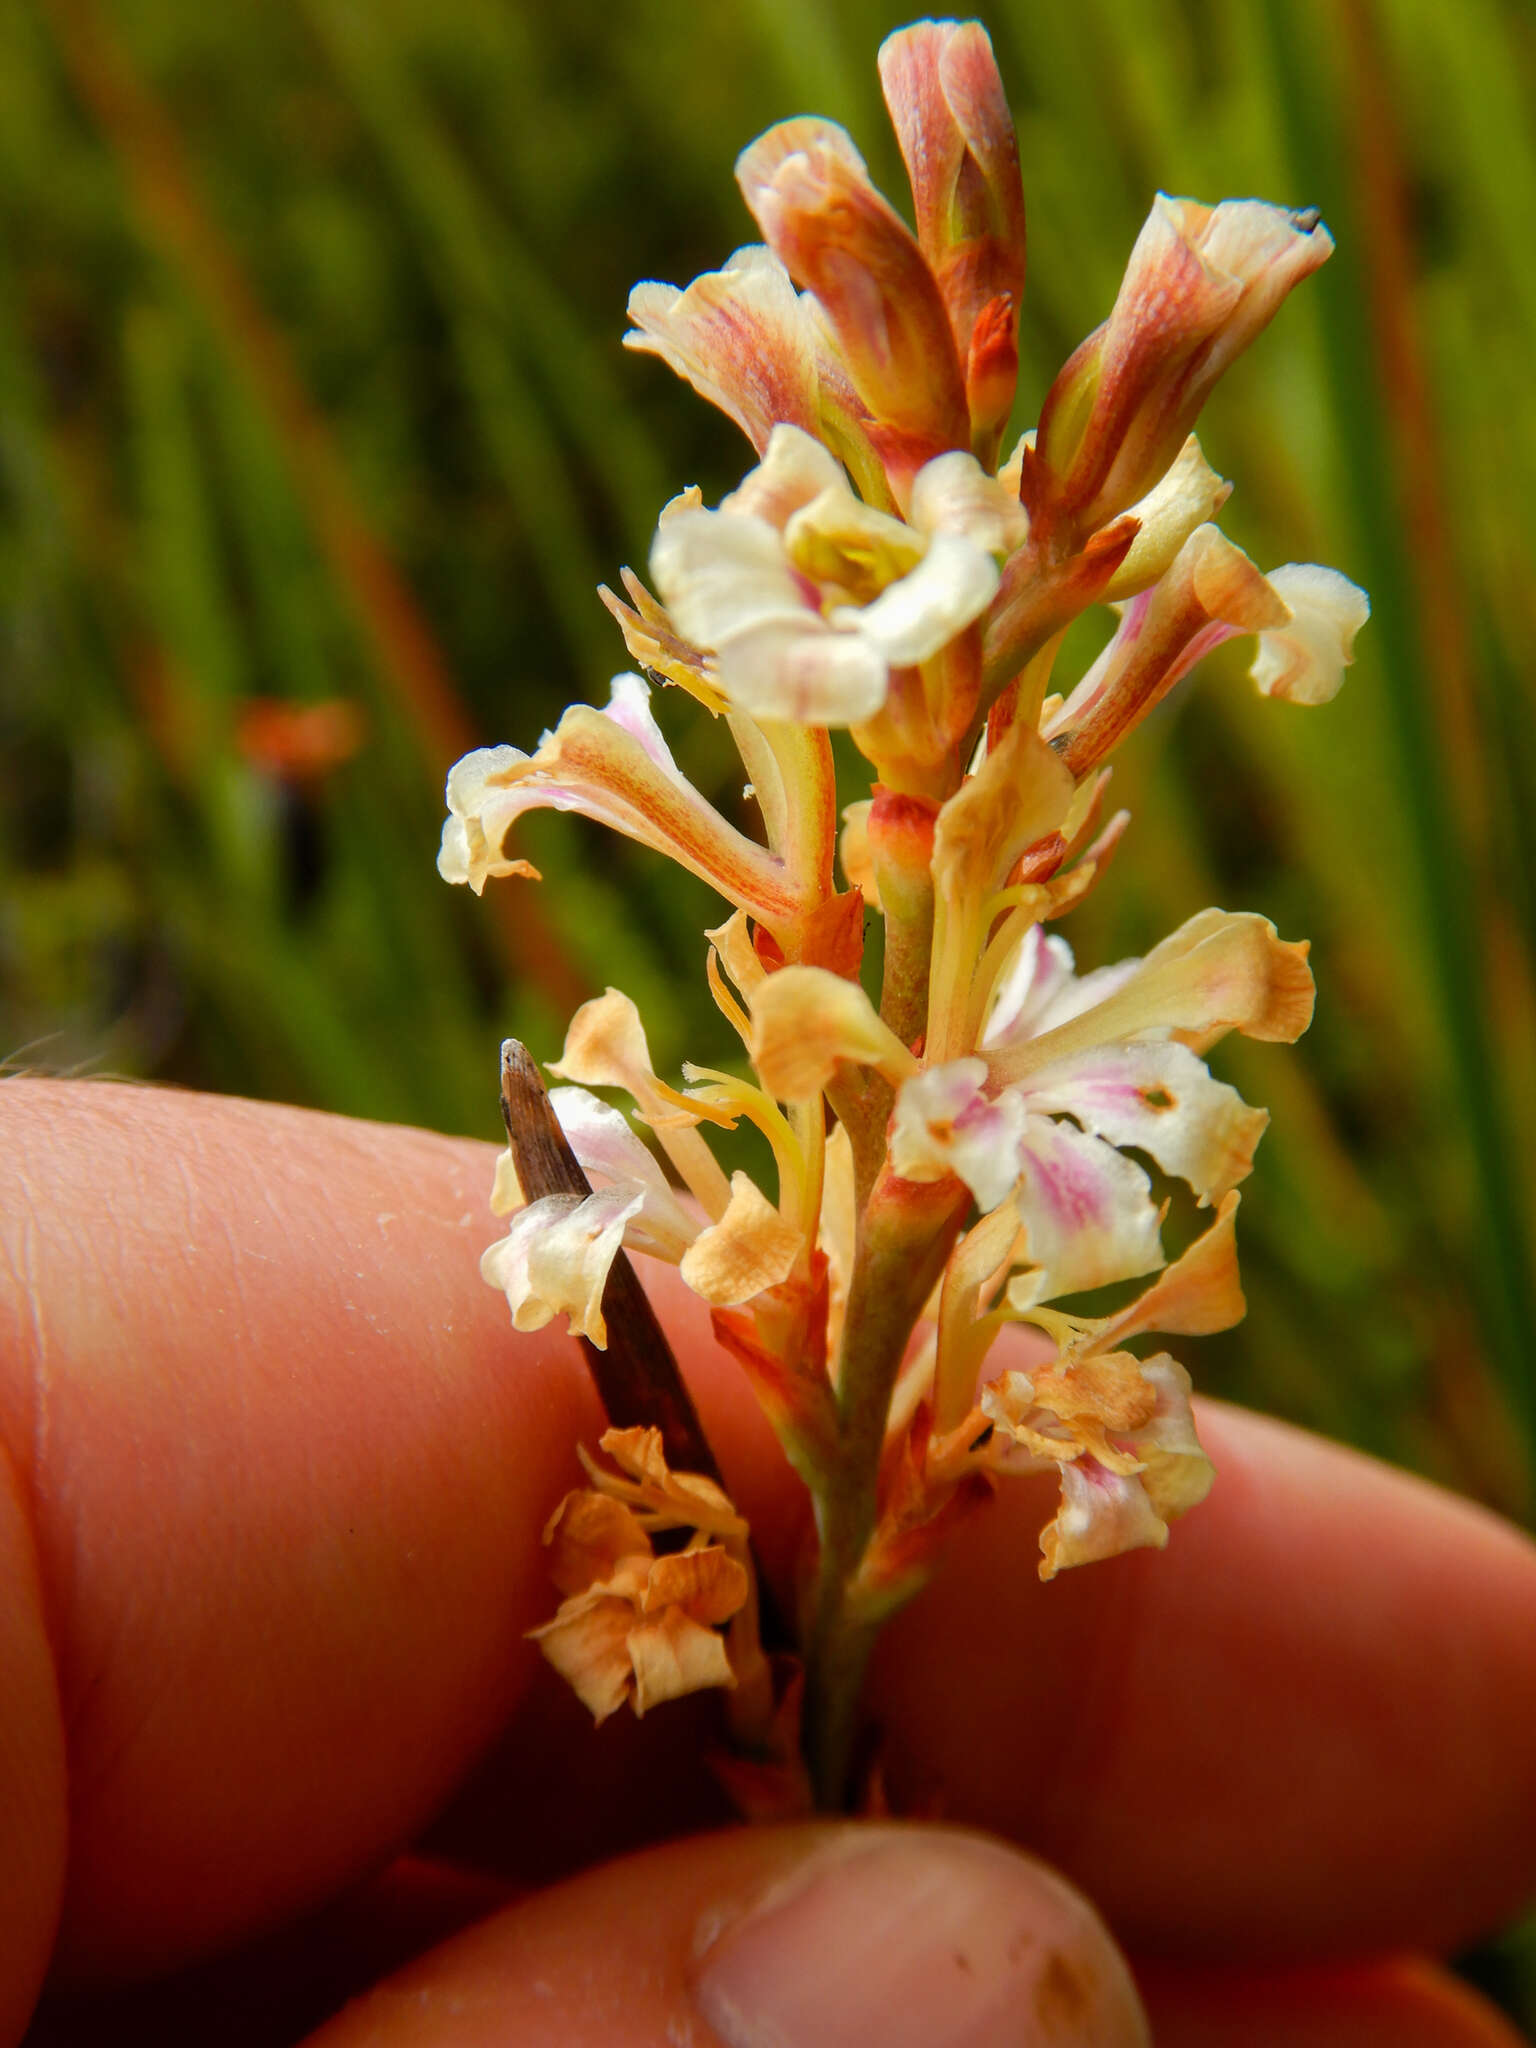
top-left (1029, 194), bottom-right (1334, 535)
top-left (878, 21), bottom-right (1026, 461)
top-left (736, 118), bottom-right (970, 486)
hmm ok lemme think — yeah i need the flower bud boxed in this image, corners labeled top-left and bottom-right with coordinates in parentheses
top-left (736, 118), bottom-right (969, 475)
top-left (879, 21), bottom-right (1027, 462)
top-left (1031, 194), bottom-right (1333, 535)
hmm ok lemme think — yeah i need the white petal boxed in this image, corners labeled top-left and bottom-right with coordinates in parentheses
top-left (1250, 563), bottom-right (1370, 705)
top-left (436, 813), bottom-right (473, 886)
top-left (1102, 435), bottom-right (1231, 601)
top-left (652, 508), bottom-right (810, 657)
top-left (481, 1189), bottom-right (644, 1347)
top-left (1014, 1115), bottom-right (1164, 1297)
top-left (721, 616), bottom-right (889, 724)
top-left (890, 1059), bottom-right (1027, 1210)
top-left (1020, 1039), bottom-right (1267, 1203)
top-left (445, 743), bottom-right (528, 817)
top-left (722, 422), bottom-right (847, 530)
top-left (907, 449), bottom-right (1027, 553)
top-left (832, 530), bottom-right (998, 665)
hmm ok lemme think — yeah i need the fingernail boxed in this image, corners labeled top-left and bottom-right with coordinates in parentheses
top-left (692, 1824), bottom-right (1148, 2047)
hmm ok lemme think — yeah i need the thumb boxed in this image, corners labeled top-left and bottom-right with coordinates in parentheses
top-left (303, 1821), bottom-right (1148, 2047)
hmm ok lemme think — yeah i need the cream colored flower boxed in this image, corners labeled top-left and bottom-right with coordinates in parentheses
top-left (651, 425), bottom-right (1020, 726)
top-left (438, 673), bottom-right (809, 936)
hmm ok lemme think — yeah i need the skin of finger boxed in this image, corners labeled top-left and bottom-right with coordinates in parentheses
top-left (5, 1084), bottom-right (1536, 1992)
top-left (23, 1857), bottom-right (518, 2048)
top-left (298, 1823), bottom-right (1145, 2048)
top-left (0, 1081), bottom-right (789, 1991)
top-left (867, 1399), bottom-right (1536, 1962)
top-left (1135, 1954), bottom-right (1531, 2047)
top-left (0, 1437), bottom-right (67, 2048)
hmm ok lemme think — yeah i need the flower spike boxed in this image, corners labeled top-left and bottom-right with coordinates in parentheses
top-left (441, 18), bottom-right (1368, 1806)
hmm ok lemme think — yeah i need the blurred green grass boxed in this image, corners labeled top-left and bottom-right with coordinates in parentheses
top-left (3, 0), bottom-right (1534, 2017)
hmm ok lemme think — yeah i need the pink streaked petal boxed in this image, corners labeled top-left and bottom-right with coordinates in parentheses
top-left (594, 671), bottom-right (682, 774)
top-left (1019, 1038), bottom-right (1268, 1203)
top-left (1014, 1113), bottom-right (1165, 1298)
top-left (736, 116), bottom-right (871, 205)
top-left (983, 925), bottom-right (1142, 1050)
top-left (878, 21), bottom-right (1025, 448)
top-left (738, 118), bottom-right (969, 453)
top-left (983, 926), bottom-right (1077, 1047)
top-left (1039, 1454), bottom-right (1169, 1578)
top-left (890, 1058), bottom-right (1028, 1210)
top-left (754, 627), bottom-right (889, 725)
top-left (1033, 195), bottom-right (1332, 532)
top-left (624, 246), bottom-right (821, 454)
top-left (547, 1086), bottom-right (699, 1260)
top-left (468, 695), bottom-right (805, 928)
top-left (549, 1085), bottom-right (670, 1194)
top-left (990, 908), bottom-right (1315, 1089)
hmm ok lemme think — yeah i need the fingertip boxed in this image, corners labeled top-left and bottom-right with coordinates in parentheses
top-left (304, 1824), bottom-right (1148, 2047)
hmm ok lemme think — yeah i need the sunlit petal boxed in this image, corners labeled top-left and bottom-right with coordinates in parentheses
top-left (1020, 1039), bottom-right (1268, 1203)
top-left (1251, 563), bottom-right (1371, 704)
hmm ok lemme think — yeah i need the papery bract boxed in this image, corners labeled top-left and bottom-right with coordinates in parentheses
top-left (531, 1485), bottom-right (749, 1721)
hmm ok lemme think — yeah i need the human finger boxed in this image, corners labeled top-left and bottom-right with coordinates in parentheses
top-left (0, 1080), bottom-right (786, 2000)
top-left (868, 1398), bottom-right (1536, 1961)
top-left (299, 1823), bottom-right (1148, 2048)
top-left (7, 1081), bottom-right (1536, 2007)
top-left (1135, 1954), bottom-right (1528, 2047)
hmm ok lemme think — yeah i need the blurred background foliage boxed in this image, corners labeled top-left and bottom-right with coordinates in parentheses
top-left (2, 0), bottom-right (1535, 2016)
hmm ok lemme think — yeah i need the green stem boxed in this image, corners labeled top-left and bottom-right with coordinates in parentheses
top-left (803, 1170), bottom-right (971, 1807)
top-left (878, 881), bottom-right (934, 1052)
